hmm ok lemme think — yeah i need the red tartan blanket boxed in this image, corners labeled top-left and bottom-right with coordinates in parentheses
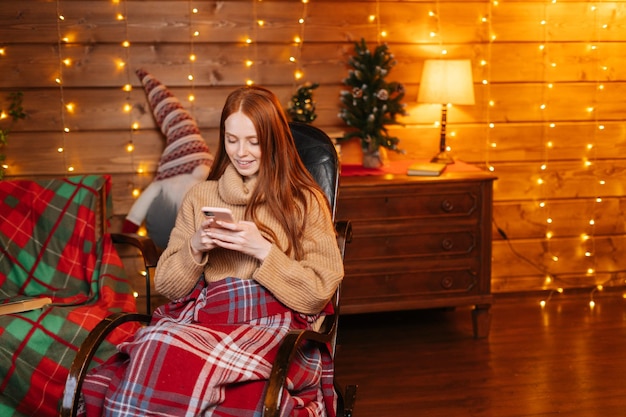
top-left (0, 176), bottom-right (138, 417)
top-left (80, 277), bottom-right (337, 417)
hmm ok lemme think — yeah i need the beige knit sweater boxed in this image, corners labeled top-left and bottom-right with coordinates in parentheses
top-left (154, 164), bottom-right (344, 315)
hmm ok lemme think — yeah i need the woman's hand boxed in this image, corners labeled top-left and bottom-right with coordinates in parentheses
top-left (207, 220), bottom-right (272, 261)
top-left (190, 219), bottom-right (219, 262)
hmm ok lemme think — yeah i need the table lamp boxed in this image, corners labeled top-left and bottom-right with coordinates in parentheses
top-left (418, 59), bottom-right (475, 164)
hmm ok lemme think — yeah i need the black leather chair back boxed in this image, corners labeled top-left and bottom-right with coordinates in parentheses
top-left (289, 122), bottom-right (339, 218)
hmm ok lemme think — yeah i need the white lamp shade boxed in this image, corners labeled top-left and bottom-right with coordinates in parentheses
top-left (418, 59), bottom-right (475, 105)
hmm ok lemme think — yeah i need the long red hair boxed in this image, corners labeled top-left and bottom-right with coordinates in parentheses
top-left (208, 86), bottom-right (327, 259)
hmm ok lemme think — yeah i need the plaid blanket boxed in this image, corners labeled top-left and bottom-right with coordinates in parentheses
top-left (80, 277), bottom-right (337, 417)
top-left (0, 175), bottom-right (138, 417)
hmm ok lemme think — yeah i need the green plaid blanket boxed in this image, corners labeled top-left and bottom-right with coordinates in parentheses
top-left (0, 175), bottom-right (138, 417)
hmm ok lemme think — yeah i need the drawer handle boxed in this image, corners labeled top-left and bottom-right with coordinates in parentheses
top-left (440, 199), bottom-right (454, 212)
top-left (441, 277), bottom-right (454, 289)
top-left (441, 238), bottom-right (454, 250)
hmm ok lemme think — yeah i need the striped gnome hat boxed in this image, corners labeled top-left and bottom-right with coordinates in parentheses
top-left (136, 68), bottom-right (213, 180)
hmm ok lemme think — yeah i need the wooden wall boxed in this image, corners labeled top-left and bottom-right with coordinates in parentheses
top-left (2, 0), bottom-right (626, 299)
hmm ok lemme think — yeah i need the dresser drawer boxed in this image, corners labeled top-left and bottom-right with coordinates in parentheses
top-left (337, 182), bottom-right (482, 221)
top-left (345, 228), bottom-right (478, 259)
top-left (341, 260), bottom-right (481, 301)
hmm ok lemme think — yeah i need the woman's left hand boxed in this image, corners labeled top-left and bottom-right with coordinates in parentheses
top-left (207, 220), bottom-right (272, 261)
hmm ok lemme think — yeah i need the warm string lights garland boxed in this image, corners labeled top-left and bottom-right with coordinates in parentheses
top-left (585, 3), bottom-right (601, 305)
top-left (536, 1), bottom-right (612, 309)
top-left (291, 0), bottom-right (309, 84)
top-left (372, 0), bottom-right (385, 44)
top-left (245, 0), bottom-right (259, 86)
top-left (428, 0), bottom-right (444, 55)
top-left (188, 1), bottom-right (199, 108)
top-left (468, 0), bottom-right (617, 309)
top-left (115, 0), bottom-right (142, 201)
top-left (249, 0), bottom-right (312, 86)
top-left (539, 0), bottom-right (558, 298)
top-left (586, 3), bottom-right (611, 306)
top-left (55, 0), bottom-right (70, 173)
top-left (482, 1), bottom-right (495, 174)
top-left (0, 50), bottom-right (8, 173)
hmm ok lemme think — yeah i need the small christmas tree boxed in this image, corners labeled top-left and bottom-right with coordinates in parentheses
top-left (338, 39), bottom-right (406, 162)
top-left (288, 82), bottom-right (319, 124)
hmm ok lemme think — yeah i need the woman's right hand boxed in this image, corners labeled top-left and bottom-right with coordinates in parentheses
top-left (190, 219), bottom-right (218, 261)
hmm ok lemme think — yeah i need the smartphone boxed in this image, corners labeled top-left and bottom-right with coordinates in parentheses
top-left (201, 207), bottom-right (235, 224)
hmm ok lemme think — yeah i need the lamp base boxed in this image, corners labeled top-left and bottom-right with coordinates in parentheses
top-left (430, 151), bottom-right (455, 165)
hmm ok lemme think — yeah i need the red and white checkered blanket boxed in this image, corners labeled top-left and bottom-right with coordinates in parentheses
top-left (80, 277), bottom-right (337, 417)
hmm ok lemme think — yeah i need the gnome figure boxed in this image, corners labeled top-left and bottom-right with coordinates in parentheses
top-left (122, 69), bottom-right (213, 250)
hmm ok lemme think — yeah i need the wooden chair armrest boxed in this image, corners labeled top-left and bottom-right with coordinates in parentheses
top-left (110, 233), bottom-right (161, 313)
top-left (59, 312), bottom-right (151, 417)
top-left (110, 233), bottom-right (161, 268)
top-left (262, 328), bottom-right (334, 417)
top-left (335, 220), bottom-right (352, 260)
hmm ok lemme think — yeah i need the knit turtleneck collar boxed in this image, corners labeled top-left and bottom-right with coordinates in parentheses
top-left (217, 164), bottom-right (258, 206)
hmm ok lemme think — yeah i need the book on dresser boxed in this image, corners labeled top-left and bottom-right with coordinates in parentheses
top-left (0, 297), bottom-right (52, 315)
top-left (406, 162), bottom-right (447, 176)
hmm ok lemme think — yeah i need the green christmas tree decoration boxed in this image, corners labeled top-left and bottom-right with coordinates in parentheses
top-left (288, 82), bottom-right (319, 124)
top-left (338, 38), bottom-right (407, 154)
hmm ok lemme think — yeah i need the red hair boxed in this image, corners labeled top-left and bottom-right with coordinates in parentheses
top-left (208, 86), bottom-right (326, 259)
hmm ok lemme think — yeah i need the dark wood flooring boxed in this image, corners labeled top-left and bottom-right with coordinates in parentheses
top-left (334, 290), bottom-right (626, 417)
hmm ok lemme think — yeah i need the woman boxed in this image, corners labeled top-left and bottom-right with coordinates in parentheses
top-left (80, 86), bottom-right (343, 417)
top-left (155, 85), bottom-right (343, 316)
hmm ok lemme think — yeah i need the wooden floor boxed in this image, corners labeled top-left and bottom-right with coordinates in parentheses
top-left (334, 290), bottom-right (626, 417)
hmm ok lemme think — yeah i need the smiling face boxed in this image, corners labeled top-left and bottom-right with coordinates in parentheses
top-left (224, 110), bottom-right (261, 179)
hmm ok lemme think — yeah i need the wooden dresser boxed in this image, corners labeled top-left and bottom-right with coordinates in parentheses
top-left (336, 165), bottom-right (497, 338)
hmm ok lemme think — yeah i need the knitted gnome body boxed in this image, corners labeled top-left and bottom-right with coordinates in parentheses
top-left (123, 69), bottom-right (213, 250)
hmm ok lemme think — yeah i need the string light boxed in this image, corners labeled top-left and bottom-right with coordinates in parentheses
top-left (375, 0), bottom-right (382, 44)
top-left (516, 2), bottom-right (609, 309)
top-left (188, 1), bottom-right (198, 105)
top-left (584, 2), bottom-right (607, 302)
top-left (428, 0), bottom-right (443, 54)
top-left (483, 1), bottom-right (496, 173)
top-left (112, 0), bottom-right (142, 199)
top-left (291, 0), bottom-right (309, 82)
top-left (537, 0), bottom-right (560, 292)
top-left (55, 0), bottom-right (69, 172)
top-left (246, 0), bottom-right (260, 85)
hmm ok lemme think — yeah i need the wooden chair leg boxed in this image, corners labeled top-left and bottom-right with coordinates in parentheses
top-left (341, 384), bottom-right (358, 417)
